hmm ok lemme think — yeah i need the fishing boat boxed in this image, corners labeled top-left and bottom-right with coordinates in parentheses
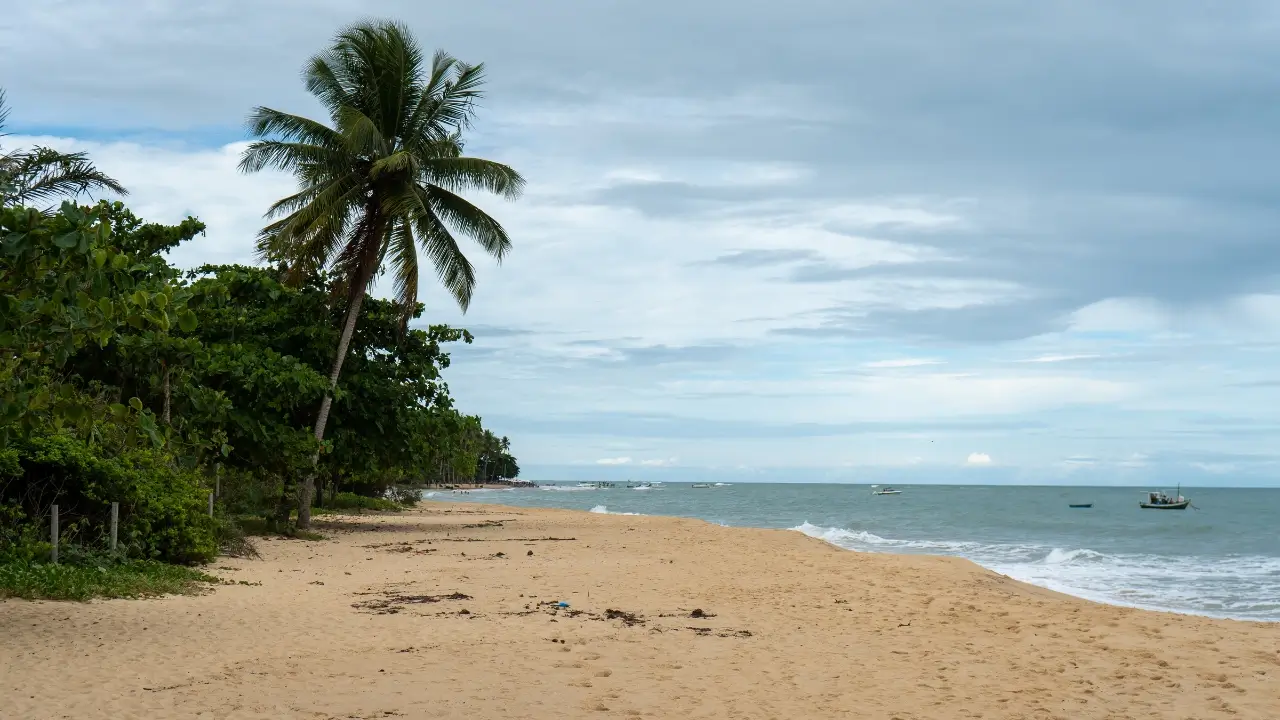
top-left (691, 483), bottom-right (712, 489)
top-left (872, 487), bottom-right (902, 496)
top-left (1068, 503), bottom-right (1093, 509)
top-left (1140, 486), bottom-right (1190, 510)
top-left (576, 481), bottom-right (616, 490)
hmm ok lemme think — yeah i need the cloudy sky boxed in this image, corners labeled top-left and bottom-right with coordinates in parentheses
top-left (6, 1), bottom-right (1280, 485)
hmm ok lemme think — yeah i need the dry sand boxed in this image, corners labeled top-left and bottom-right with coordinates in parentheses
top-left (2, 503), bottom-right (1278, 719)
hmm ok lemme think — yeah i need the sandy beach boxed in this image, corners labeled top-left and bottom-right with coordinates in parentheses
top-left (3, 503), bottom-right (1278, 719)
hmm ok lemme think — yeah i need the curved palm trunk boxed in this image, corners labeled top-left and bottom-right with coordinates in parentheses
top-left (297, 286), bottom-right (367, 529)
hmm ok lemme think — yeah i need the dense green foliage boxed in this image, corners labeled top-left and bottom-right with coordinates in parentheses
top-left (1, 32), bottom-right (524, 586)
top-left (0, 200), bottom-right (519, 568)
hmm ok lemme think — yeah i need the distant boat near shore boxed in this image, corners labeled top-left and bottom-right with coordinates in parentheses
top-left (872, 487), bottom-right (902, 496)
top-left (1068, 503), bottom-right (1093, 509)
top-left (1141, 487), bottom-right (1191, 510)
top-left (691, 483), bottom-right (712, 489)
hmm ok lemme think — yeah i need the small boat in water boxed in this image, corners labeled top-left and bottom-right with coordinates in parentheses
top-left (691, 483), bottom-right (712, 489)
top-left (872, 487), bottom-right (902, 496)
top-left (1068, 503), bottom-right (1093, 508)
top-left (1140, 486), bottom-right (1190, 510)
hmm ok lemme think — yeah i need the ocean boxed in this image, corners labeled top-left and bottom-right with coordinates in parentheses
top-left (424, 483), bottom-right (1280, 622)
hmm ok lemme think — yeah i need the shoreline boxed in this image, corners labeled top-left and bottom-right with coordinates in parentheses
top-left (4, 502), bottom-right (1278, 718)
top-left (435, 489), bottom-right (1280, 624)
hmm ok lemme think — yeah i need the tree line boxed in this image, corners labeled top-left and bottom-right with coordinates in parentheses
top-left (1, 20), bottom-right (522, 566)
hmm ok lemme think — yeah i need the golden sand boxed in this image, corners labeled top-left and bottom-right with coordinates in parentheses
top-left (3, 503), bottom-right (1278, 719)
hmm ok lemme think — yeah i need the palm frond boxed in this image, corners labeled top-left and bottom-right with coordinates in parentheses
top-left (419, 183), bottom-right (512, 262)
top-left (244, 107), bottom-right (343, 148)
top-left (237, 139), bottom-right (347, 175)
top-left (388, 219), bottom-right (420, 326)
top-left (409, 189), bottom-right (477, 310)
top-left (421, 156), bottom-right (525, 200)
top-left (303, 53), bottom-right (360, 121)
top-left (335, 105), bottom-right (389, 158)
top-left (256, 176), bottom-right (364, 268)
top-left (5, 147), bottom-right (128, 206)
top-left (369, 150), bottom-right (418, 180)
top-left (404, 58), bottom-right (486, 139)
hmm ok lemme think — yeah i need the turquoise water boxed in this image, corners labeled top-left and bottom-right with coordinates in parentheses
top-left (425, 483), bottom-right (1280, 622)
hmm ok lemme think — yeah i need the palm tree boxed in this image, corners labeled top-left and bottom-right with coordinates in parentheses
top-left (0, 90), bottom-right (129, 207)
top-left (239, 20), bottom-right (524, 528)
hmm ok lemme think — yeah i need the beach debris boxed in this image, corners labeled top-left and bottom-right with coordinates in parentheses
top-left (686, 627), bottom-right (753, 638)
top-left (558, 601), bottom-right (570, 608)
top-left (461, 520), bottom-right (507, 529)
top-left (690, 608), bottom-right (715, 619)
top-left (527, 550), bottom-right (534, 556)
top-left (351, 591), bottom-right (473, 615)
top-left (897, 620), bottom-right (912, 628)
top-left (605, 609), bottom-right (645, 626)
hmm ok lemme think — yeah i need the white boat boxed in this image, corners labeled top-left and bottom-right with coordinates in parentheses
top-left (1140, 485), bottom-right (1190, 510)
top-left (576, 481), bottom-right (616, 489)
top-left (872, 487), bottom-right (902, 496)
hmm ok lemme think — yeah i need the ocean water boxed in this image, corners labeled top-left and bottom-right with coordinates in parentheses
top-left (424, 483), bottom-right (1280, 622)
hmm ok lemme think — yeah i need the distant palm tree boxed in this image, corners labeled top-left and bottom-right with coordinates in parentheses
top-left (0, 90), bottom-right (128, 208)
top-left (239, 20), bottom-right (524, 528)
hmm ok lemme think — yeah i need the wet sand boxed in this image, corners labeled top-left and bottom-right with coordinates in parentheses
top-left (2, 503), bottom-right (1278, 719)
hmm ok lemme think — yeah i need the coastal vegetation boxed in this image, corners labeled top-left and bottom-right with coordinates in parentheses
top-left (0, 20), bottom-right (521, 599)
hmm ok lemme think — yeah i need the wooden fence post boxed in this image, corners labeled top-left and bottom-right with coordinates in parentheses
top-left (110, 502), bottom-right (119, 552)
top-left (50, 504), bottom-right (59, 564)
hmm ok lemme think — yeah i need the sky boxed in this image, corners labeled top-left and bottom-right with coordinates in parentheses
top-left (5, 1), bottom-right (1280, 485)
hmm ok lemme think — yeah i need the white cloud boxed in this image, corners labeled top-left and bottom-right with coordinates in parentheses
top-left (639, 458), bottom-right (679, 467)
top-left (1021, 354), bottom-right (1102, 363)
top-left (966, 452), bottom-right (992, 465)
top-left (863, 358), bottom-right (944, 368)
top-left (1191, 462), bottom-right (1234, 475)
top-left (1118, 453), bottom-right (1149, 468)
top-left (595, 457), bottom-right (632, 466)
top-left (1068, 298), bottom-right (1170, 334)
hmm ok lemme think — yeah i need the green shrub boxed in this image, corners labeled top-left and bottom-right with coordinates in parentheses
top-left (216, 468), bottom-right (283, 517)
top-left (0, 432), bottom-right (218, 564)
top-left (330, 491), bottom-right (401, 512)
top-left (0, 556), bottom-right (217, 601)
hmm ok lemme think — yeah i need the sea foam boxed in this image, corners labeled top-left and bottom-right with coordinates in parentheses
top-left (792, 522), bottom-right (1280, 621)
